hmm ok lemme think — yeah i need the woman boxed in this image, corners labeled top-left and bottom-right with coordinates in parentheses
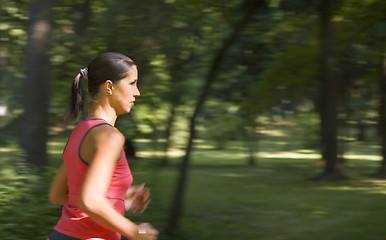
top-left (47, 52), bottom-right (159, 240)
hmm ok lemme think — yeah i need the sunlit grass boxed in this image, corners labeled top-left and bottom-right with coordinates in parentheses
top-left (318, 179), bottom-right (386, 195)
top-left (0, 146), bottom-right (18, 152)
top-left (343, 154), bottom-right (381, 161)
top-left (259, 151), bottom-right (321, 159)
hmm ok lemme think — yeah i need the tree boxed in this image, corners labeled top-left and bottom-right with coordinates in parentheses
top-left (21, 0), bottom-right (53, 168)
top-left (164, 0), bottom-right (262, 235)
top-left (379, 49), bottom-right (386, 175)
top-left (315, 0), bottom-right (343, 179)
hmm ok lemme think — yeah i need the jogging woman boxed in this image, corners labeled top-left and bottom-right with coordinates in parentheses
top-left (47, 52), bottom-right (158, 240)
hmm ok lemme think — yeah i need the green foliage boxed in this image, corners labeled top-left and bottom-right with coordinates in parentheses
top-left (199, 106), bottom-right (245, 149)
top-left (0, 167), bottom-right (60, 239)
top-left (0, 0), bottom-right (383, 135)
top-left (289, 113), bottom-right (320, 149)
top-left (333, 0), bottom-right (385, 126)
top-left (0, 0), bottom-right (27, 111)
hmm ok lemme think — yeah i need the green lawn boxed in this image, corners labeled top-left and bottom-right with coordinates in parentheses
top-left (1, 124), bottom-right (386, 240)
top-left (125, 125), bottom-right (386, 240)
top-left (130, 165), bottom-right (386, 240)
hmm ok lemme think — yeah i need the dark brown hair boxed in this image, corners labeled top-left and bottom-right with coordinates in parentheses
top-left (63, 52), bottom-right (136, 123)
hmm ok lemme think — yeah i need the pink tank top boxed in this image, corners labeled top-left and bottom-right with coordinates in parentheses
top-left (54, 119), bottom-right (133, 240)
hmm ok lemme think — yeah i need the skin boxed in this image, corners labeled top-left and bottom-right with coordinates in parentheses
top-left (49, 66), bottom-right (158, 240)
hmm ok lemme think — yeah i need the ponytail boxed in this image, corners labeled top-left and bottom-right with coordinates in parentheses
top-left (63, 68), bottom-right (88, 123)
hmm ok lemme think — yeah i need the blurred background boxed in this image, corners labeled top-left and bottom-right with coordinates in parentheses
top-left (0, 0), bottom-right (386, 239)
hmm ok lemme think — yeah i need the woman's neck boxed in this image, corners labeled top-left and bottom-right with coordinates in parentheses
top-left (87, 103), bottom-right (117, 126)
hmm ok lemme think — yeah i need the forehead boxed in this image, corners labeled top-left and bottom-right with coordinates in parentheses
top-left (128, 65), bottom-right (138, 78)
top-left (121, 66), bottom-right (138, 81)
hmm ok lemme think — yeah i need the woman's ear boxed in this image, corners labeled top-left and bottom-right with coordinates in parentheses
top-left (104, 80), bottom-right (114, 95)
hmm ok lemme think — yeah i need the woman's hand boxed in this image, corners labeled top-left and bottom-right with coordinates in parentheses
top-left (137, 223), bottom-right (159, 240)
top-left (125, 184), bottom-right (150, 213)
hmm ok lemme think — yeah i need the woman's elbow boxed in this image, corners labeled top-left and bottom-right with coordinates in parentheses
top-left (78, 195), bottom-right (100, 214)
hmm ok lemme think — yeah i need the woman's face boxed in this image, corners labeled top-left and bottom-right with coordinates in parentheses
top-left (111, 65), bottom-right (140, 115)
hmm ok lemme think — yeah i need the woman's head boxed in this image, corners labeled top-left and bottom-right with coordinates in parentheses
top-left (63, 52), bottom-right (137, 123)
top-left (87, 52), bottom-right (136, 98)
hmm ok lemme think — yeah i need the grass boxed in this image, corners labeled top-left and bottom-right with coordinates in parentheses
top-left (1, 123), bottom-right (386, 240)
top-left (130, 163), bottom-right (386, 240)
top-left (125, 124), bottom-right (386, 240)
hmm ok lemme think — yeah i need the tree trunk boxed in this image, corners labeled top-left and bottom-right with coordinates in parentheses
top-left (356, 121), bottom-right (366, 141)
top-left (244, 125), bottom-right (257, 167)
top-left (315, 0), bottom-right (344, 180)
top-left (161, 102), bottom-right (178, 166)
top-left (379, 49), bottom-right (386, 175)
top-left (164, 0), bottom-right (261, 235)
top-left (21, 0), bottom-right (53, 168)
top-left (161, 56), bottom-right (194, 166)
top-left (161, 60), bottom-right (190, 166)
top-left (73, 0), bottom-right (92, 36)
top-left (247, 131), bottom-right (257, 167)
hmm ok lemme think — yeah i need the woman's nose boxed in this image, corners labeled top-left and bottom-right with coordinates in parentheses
top-left (134, 87), bottom-right (140, 97)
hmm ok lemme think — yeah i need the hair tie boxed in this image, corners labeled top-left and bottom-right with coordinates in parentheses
top-left (80, 67), bottom-right (88, 80)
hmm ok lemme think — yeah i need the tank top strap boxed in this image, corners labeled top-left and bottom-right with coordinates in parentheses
top-left (82, 118), bottom-right (113, 127)
top-left (78, 119), bottom-right (113, 166)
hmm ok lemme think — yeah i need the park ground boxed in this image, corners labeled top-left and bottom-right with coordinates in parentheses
top-left (1, 122), bottom-right (386, 240)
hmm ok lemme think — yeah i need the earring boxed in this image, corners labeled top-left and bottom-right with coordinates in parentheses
top-left (109, 92), bottom-right (112, 95)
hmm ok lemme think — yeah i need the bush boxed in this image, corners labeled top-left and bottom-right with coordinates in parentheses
top-left (200, 110), bottom-right (244, 150)
top-left (289, 113), bottom-right (320, 149)
top-left (0, 167), bottom-right (61, 240)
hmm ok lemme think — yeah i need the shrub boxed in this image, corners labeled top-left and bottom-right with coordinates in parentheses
top-left (0, 167), bottom-right (61, 240)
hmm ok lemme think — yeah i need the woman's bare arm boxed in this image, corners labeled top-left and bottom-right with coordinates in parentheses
top-left (77, 125), bottom-right (139, 240)
top-left (48, 163), bottom-right (69, 205)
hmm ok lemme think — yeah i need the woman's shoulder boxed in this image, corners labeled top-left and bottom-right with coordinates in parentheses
top-left (87, 123), bottom-right (125, 145)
